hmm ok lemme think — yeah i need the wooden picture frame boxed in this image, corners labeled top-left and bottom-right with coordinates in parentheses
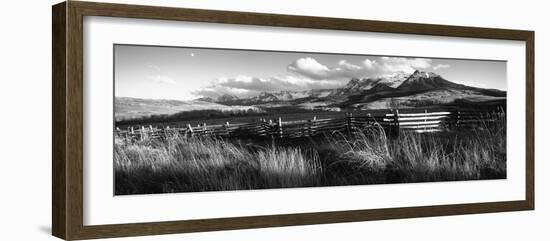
top-left (52, 1), bottom-right (534, 240)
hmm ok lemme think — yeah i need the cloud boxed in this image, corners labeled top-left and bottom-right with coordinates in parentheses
top-left (288, 57), bottom-right (432, 80)
top-left (193, 86), bottom-right (255, 98)
top-left (433, 64), bottom-right (451, 71)
top-left (193, 75), bottom-right (342, 98)
top-left (194, 57), bottom-right (433, 99)
top-left (377, 57), bottom-right (432, 73)
top-left (217, 75), bottom-right (341, 92)
top-left (148, 75), bottom-right (177, 85)
top-left (287, 57), bottom-right (332, 79)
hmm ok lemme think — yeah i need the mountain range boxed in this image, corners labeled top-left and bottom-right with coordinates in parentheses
top-left (116, 70), bottom-right (506, 120)
top-left (204, 70), bottom-right (506, 109)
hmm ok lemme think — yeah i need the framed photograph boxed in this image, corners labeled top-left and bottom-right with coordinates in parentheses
top-left (52, 1), bottom-right (534, 240)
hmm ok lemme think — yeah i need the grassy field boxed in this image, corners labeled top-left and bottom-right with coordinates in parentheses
top-left (114, 116), bottom-right (506, 195)
top-left (115, 99), bottom-right (505, 128)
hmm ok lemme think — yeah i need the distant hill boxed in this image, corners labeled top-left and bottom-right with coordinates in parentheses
top-left (114, 97), bottom-right (258, 121)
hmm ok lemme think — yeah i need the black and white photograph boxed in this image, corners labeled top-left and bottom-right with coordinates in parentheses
top-left (113, 44), bottom-right (507, 195)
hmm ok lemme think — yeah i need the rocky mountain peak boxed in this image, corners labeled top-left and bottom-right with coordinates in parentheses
top-left (216, 94), bottom-right (240, 102)
top-left (343, 72), bottom-right (411, 92)
top-left (409, 70), bottom-right (439, 79)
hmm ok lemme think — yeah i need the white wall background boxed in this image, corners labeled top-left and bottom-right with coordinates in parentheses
top-left (0, 0), bottom-right (547, 240)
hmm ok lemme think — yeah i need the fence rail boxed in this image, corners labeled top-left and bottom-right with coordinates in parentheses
top-left (116, 109), bottom-right (504, 141)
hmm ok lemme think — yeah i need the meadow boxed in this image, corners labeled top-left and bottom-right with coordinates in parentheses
top-left (114, 116), bottom-right (506, 195)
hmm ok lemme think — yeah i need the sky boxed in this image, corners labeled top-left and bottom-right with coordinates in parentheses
top-left (114, 44), bottom-right (507, 101)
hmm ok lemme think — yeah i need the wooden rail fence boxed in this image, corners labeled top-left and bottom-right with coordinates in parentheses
top-left (115, 109), bottom-right (504, 141)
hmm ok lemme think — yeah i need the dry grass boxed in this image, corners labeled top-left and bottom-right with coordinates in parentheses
top-left (114, 118), bottom-right (506, 195)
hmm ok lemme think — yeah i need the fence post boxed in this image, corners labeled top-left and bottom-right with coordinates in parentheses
top-left (224, 122), bottom-right (230, 136)
top-left (278, 117), bottom-right (283, 138)
top-left (141, 126), bottom-right (146, 141)
top-left (346, 113), bottom-right (353, 134)
top-left (268, 119), bottom-right (274, 140)
top-left (393, 109), bottom-right (400, 137)
top-left (187, 124), bottom-right (194, 138)
top-left (457, 111), bottom-right (461, 129)
top-left (313, 115), bottom-right (317, 136)
top-left (306, 119), bottom-right (312, 136)
top-left (310, 116), bottom-right (317, 136)
top-left (262, 119), bottom-right (269, 137)
top-left (424, 109), bottom-right (427, 132)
